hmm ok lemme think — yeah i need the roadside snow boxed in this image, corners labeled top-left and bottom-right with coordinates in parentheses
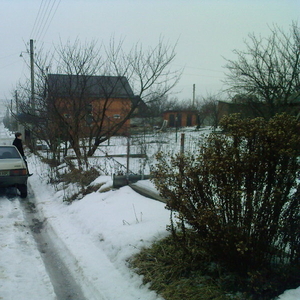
top-left (277, 287), bottom-right (300, 300)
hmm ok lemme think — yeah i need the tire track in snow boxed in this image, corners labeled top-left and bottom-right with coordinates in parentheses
top-left (21, 185), bottom-right (108, 300)
top-left (18, 187), bottom-right (89, 300)
top-left (0, 190), bottom-right (56, 300)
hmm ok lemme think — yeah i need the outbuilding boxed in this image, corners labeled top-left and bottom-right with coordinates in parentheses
top-left (162, 110), bottom-right (198, 128)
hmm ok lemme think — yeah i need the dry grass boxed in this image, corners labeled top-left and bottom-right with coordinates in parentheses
top-left (129, 233), bottom-right (300, 300)
top-left (129, 235), bottom-right (246, 300)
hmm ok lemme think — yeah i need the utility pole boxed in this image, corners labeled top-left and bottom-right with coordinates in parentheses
top-left (192, 84), bottom-right (195, 108)
top-left (15, 90), bottom-right (19, 132)
top-left (126, 135), bottom-right (130, 176)
top-left (30, 39), bottom-right (35, 112)
top-left (29, 39), bottom-right (35, 148)
top-left (15, 90), bottom-right (19, 115)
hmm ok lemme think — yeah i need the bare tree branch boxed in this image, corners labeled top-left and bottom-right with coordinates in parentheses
top-left (223, 22), bottom-right (300, 118)
top-left (13, 37), bottom-right (182, 165)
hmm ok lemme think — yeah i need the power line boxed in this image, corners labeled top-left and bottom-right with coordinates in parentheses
top-left (30, 0), bottom-right (61, 43)
top-left (30, 0), bottom-right (46, 38)
top-left (38, 0), bottom-right (62, 42)
top-left (0, 60), bottom-right (21, 70)
top-left (183, 72), bottom-right (224, 79)
top-left (34, 0), bottom-right (52, 41)
top-left (171, 63), bottom-right (224, 73)
top-left (0, 52), bottom-right (21, 60)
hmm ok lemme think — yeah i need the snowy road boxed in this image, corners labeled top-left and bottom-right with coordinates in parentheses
top-left (0, 190), bottom-right (90, 299)
top-left (1, 181), bottom-right (165, 300)
top-left (0, 170), bottom-right (168, 300)
top-left (21, 189), bottom-right (88, 300)
top-left (0, 193), bottom-right (57, 300)
top-left (0, 186), bottom-right (121, 300)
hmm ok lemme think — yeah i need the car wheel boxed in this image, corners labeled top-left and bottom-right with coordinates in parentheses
top-left (18, 184), bottom-right (28, 198)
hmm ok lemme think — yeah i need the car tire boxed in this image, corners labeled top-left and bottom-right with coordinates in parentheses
top-left (18, 184), bottom-right (28, 198)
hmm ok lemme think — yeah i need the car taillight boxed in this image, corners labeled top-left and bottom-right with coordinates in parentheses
top-left (10, 169), bottom-right (28, 176)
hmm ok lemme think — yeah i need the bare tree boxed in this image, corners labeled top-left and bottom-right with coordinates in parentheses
top-left (223, 22), bottom-right (300, 119)
top-left (198, 95), bottom-right (219, 128)
top-left (147, 95), bottom-right (192, 117)
top-left (126, 37), bottom-right (181, 101)
top-left (15, 37), bottom-right (182, 165)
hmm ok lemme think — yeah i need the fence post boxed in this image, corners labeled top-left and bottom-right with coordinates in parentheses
top-left (180, 133), bottom-right (185, 154)
top-left (126, 135), bottom-right (130, 175)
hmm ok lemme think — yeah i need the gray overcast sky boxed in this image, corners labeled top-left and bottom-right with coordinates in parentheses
top-left (0, 0), bottom-right (299, 103)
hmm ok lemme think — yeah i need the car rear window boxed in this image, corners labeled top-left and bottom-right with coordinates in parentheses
top-left (0, 147), bottom-right (21, 159)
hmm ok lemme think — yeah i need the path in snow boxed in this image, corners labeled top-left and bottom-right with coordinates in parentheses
top-left (0, 187), bottom-right (100, 300)
top-left (0, 190), bottom-right (56, 300)
top-left (20, 188), bottom-right (87, 300)
top-left (0, 123), bottom-right (89, 299)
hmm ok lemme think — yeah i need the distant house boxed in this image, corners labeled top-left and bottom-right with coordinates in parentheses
top-left (47, 74), bottom-right (144, 136)
top-left (162, 110), bottom-right (198, 128)
top-left (217, 100), bottom-right (260, 121)
top-left (217, 94), bottom-right (300, 122)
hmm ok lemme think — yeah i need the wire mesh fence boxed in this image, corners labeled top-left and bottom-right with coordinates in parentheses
top-left (37, 127), bottom-right (214, 178)
top-left (93, 128), bottom-right (212, 176)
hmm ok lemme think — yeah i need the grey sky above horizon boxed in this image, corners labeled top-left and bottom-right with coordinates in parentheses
top-left (0, 0), bottom-right (299, 104)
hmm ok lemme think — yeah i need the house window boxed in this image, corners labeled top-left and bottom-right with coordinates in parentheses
top-left (86, 114), bottom-right (93, 125)
top-left (176, 113), bottom-right (182, 127)
top-left (187, 114), bottom-right (192, 126)
top-left (169, 114), bottom-right (175, 127)
top-left (86, 103), bottom-right (93, 125)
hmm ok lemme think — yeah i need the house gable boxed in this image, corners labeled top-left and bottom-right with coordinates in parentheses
top-left (47, 74), bottom-right (139, 136)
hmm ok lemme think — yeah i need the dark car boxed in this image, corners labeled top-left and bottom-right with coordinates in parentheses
top-left (0, 145), bottom-right (29, 198)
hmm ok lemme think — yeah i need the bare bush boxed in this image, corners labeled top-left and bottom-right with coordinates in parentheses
top-left (152, 113), bottom-right (300, 274)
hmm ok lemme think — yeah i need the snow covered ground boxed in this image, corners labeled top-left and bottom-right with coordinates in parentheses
top-left (27, 171), bottom-right (169, 300)
top-left (0, 162), bottom-right (169, 299)
top-left (0, 120), bottom-right (299, 299)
